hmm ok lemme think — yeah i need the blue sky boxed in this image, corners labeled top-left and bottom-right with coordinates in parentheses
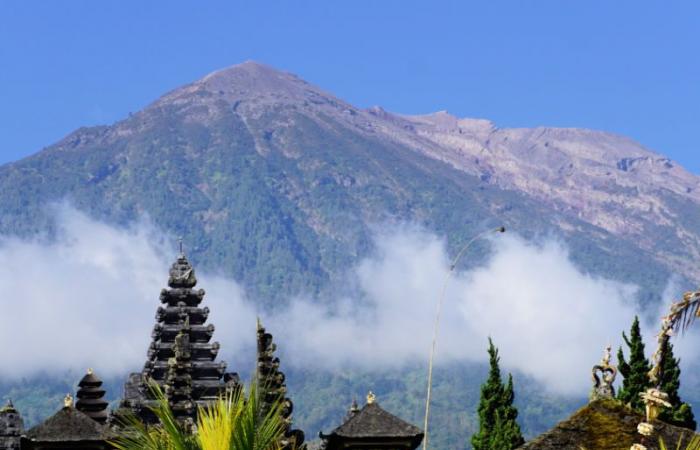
top-left (1, 1), bottom-right (698, 171)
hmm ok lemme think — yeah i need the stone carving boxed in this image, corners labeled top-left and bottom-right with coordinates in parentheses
top-left (590, 345), bottom-right (617, 401)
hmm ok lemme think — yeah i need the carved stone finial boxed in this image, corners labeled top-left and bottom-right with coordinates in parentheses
top-left (343, 398), bottom-right (360, 421)
top-left (640, 388), bottom-right (671, 422)
top-left (366, 391), bottom-right (376, 405)
top-left (63, 393), bottom-right (74, 408)
top-left (590, 345), bottom-right (617, 401)
top-left (168, 252), bottom-right (197, 288)
top-left (601, 344), bottom-right (612, 366)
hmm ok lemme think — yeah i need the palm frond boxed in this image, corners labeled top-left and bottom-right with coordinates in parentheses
top-left (197, 388), bottom-right (239, 450)
top-left (111, 380), bottom-right (288, 450)
top-left (228, 383), bottom-right (285, 450)
top-left (659, 435), bottom-right (700, 450)
top-left (110, 406), bottom-right (177, 450)
top-left (673, 292), bottom-right (700, 334)
top-left (145, 382), bottom-right (197, 450)
top-left (111, 381), bottom-right (197, 450)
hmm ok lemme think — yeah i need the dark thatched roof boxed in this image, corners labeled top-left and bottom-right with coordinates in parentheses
top-left (25, 407), bottom-right (112, 442)
top-left (519, 399), bottom-right (699, 450)
top-left (78, 372), bottom-right (102, 386)
top-left (329, 402), bottom-right (423, 438)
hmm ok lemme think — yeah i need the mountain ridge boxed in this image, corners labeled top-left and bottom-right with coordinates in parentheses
top-left (12, 60), bottom-right (697, 288)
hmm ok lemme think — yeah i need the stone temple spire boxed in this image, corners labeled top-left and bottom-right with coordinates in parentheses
top-left (163, 319), bottom-right (196, 429)
top-left (0, 400), bottom-right (24, 450)
top-left (120, 249), bottom-right (240, 424)
top-left (76, 369), bottom-right (109, 423)
top-left (256, 319), bottom-right (305, 450)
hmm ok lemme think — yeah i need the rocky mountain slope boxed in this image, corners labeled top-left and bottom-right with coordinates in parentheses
top-left (1, 61), bottom-right (697, 304)
top-left (390, 110), bottom-right (700, 280)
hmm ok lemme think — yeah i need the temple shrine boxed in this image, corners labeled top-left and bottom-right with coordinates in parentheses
top-left (21, 394), bottom-right (113, 450)
top-left (320, 393), bottom-right (424, 450)
top-left (120, 251), bottom-right (241, 425)
top-left (0, 250), bottom-right (422, 449)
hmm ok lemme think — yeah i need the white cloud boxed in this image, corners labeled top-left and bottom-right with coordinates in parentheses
top-left (266, 229), bottom-right (640, 395)
top-left (0, 207), bottom-right (667, 396)
top-left (0, 207), bottom-right (167, 377)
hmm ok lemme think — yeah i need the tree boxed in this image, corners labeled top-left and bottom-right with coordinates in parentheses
top-left (617, 316), bottom-right (652, 411)
top-left (657, 339), bottom-right (696, 430)
top-left (472, 339), bottom-right (524, 450)
top-left (111, 381), bottom-right (287, 450)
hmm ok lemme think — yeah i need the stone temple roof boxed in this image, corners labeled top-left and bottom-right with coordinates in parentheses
top-left (327, 402), bottom-right (423, 439)
top-left (25, 406), bottom-right (112, 442)
top-left (519, 399), bottom-right (699, 450)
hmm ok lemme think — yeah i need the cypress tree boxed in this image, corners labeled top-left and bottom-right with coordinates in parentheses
top-left (657, 340), bottom-right (696, 430)
top-left (617, 316), bottom-right (652, 411)
top-left (498, 375), bottom-right (525, 448)
top-left (472, 339), bottom-right (524, 450)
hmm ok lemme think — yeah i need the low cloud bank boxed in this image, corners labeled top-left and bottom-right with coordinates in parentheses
top-left (0, 207), bottom-right (692, 396)
top-left (267, 229), bottom-right (641, 394)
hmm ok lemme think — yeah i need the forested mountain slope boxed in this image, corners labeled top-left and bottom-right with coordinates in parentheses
top-left (1, 61), bottom-right (696, 304)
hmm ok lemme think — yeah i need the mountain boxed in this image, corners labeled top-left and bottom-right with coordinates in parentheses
top-left (2, 61), bottom-right (699, 448)
top-left (1, 61), bottom-right (697, 304)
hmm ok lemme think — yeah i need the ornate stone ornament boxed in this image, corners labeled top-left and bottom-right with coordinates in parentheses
top-left (590, 345), bottom-right (617, 401)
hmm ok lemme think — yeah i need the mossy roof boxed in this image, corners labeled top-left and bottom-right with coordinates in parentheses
top-left (519, 399), bottom-right (698, 450)
top-left (25, 406), bottom-right (112, 442)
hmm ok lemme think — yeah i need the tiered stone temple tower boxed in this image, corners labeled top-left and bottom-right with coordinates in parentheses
top-left (76, 369), bottom-right (109, 424)
top-left (121, 251), bottom-right (240, 423)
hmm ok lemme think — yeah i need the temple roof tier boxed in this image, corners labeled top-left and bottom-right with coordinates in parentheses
top-left (156, 305), bottom-right (209, 324)
top-left (159, 288), bottom-right (205, 307)
top-left (152, 323), bottom-right (215, 342)
top-left (148, 341), bottom-right (220, 361)
top-left (146, 360), bottom-right (227, 380)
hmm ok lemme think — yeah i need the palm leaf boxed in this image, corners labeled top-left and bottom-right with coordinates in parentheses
top-left (145, 382), bottom-right (197, 450)
top-left (231, 382), bottom-right (286, 450)
top-left (111, 381), bottom-right (197, 450)
top-left (111, 380), bottom-right (288, 450)
top-left (659, 435), bottom-right (700, 450)
top-left (674, 293), bottom-right (700, 334)
top-left (197, 388), bottom-right (239, 450)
